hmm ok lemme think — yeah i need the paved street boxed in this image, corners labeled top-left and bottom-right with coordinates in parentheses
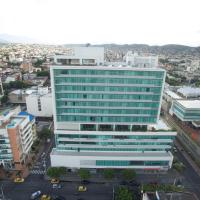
top-left (175, 147), bottom-right (200, 199)
top-left (1, 175), bottom-right (113, 200)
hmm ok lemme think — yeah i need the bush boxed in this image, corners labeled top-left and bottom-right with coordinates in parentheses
top-left (78, 169), bottom-right (90, 180)
top-left (122, 169), bottom-right (136, 181)
top-left (103, 169), bottom-right (115, 180)
top-left (47, 167), bottom-right (67, 179)
top-left (173, 162), bottom-right (185, 173)
top-left (37, 70), bottom-right (50, 78)
top-left (143, 184), bottom-right (184, 192)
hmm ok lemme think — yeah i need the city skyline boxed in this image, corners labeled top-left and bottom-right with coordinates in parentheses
top-left (0, 0), bottom-right (200, 46)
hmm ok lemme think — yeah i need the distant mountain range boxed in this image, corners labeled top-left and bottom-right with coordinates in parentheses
top-left (0, 34), bottom-right (41, 44)
top-left (93, 44), bottom-right (200, 56)
top-left (1, 34), bottom-right (200, 55)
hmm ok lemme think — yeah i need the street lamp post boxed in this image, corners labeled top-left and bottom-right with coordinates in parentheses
top-left (112, 186), bottom-right (115, 200)
top-left (1, 184), bottom-right (5, 200)
top-left (43, 159), bottom-right (47, 174)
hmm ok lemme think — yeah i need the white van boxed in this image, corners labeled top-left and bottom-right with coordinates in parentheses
top-left (30, 190), bottom-right (41, 199)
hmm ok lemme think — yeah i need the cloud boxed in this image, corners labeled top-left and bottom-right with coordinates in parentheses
top-left (0, 0), bottom-right (200, 45)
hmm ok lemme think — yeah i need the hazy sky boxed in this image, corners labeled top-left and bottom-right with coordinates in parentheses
top-left (0, 0), bottom-right (200, 46)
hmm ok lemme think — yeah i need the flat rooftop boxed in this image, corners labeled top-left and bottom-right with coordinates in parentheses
top-left (7, 117), bottom-right (24, 128)
top-left (176, 100), bottom-right (200, 109)
top-left (149, 119), bottom-right (171, 130)
top-left (177, 87), bottom-right (200, 97)
top-left (165, 90), bottom-right (182, 99)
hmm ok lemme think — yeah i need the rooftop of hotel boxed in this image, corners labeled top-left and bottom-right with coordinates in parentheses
top-left (176, 99), bottom-right (200, 109)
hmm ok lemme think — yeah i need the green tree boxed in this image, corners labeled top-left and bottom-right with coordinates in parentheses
top-left (0, 95), bottom-right (8, 104)
top-left (173, 162), bottom-right (185, 173)
top-left (33, 59), bottom-right (46, 67)
top-left (78, 169), bottom-right (90, 180)
top-left (39, 128), bottom-right (51, 140)
top-left (7, 80), bottom-right (30, 89)
top-left (122, 169), bottom-right (136, 181)
top-left (116, 186), bottom-right (133, 200)
top-left (103, 169), bottom-right (114, 180)
top-left (47, 167), bottom-right (66, 179)
top-left (37, 70), bottom-right (50, 78)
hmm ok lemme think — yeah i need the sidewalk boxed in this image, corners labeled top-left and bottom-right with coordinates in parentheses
top-left (44, 169), bottom-right (179, 185)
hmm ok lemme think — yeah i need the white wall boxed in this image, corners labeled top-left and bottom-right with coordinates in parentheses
top-left (26, 94), bottom-right (53, 117)
top-left (54, 47), bottom-right (104, 65)
top-left (51, 152), bottom-right (173, 170)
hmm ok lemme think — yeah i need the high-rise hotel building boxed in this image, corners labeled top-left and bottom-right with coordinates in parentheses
top-left (50, 47), bottom-right (176, 170)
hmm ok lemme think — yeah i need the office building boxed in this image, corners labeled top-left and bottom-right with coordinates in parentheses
top-left (50, 49), bottom-right (176, 170)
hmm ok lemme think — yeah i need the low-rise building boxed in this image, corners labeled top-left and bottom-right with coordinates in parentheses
top-left (20, 61), bottom-right (33, 73)
top-left (177, 87), bottom-right (200, 98)
top-left (125, 52), bottom-right (158, 68)
top-left (8, 89), bottom-right (32, 104)
top-left (26, 87), bottom-right (53, 117)
top-left (170, 99), bottom-right (200, 121)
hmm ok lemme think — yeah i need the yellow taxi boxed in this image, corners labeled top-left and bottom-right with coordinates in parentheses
top-left (40, 194), bottom-right (51, 200)
top-left (78, 185), bottom-right (87, 192)
top-left (51, 178), bottom-right (60, 184)
top-left (14, 177), bottom-right (24, 183)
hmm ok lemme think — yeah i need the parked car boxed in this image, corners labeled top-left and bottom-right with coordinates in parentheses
top-left (31, 190), bottom-right (42, 200)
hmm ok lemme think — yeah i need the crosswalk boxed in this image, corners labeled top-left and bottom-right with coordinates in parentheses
top-left (30, 169), bottom-right (45, 175)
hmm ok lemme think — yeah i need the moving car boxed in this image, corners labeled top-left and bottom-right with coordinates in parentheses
top-left (52, 196), bottom-right (66, 200)
top-left (40, 194), bottom-right (51, 200)
top-left (14, 177), bottom-right (24, 183)
top-left (31, 190), bottom-right (42, 200)
top-left (52, 184), bottom-right (62, 189)
top-left (78, 186), bottom-right (87, 192)
top-left (81, 180), bottom-right (90, 184)
top-left (51, 179), bottom-right (60, 184)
